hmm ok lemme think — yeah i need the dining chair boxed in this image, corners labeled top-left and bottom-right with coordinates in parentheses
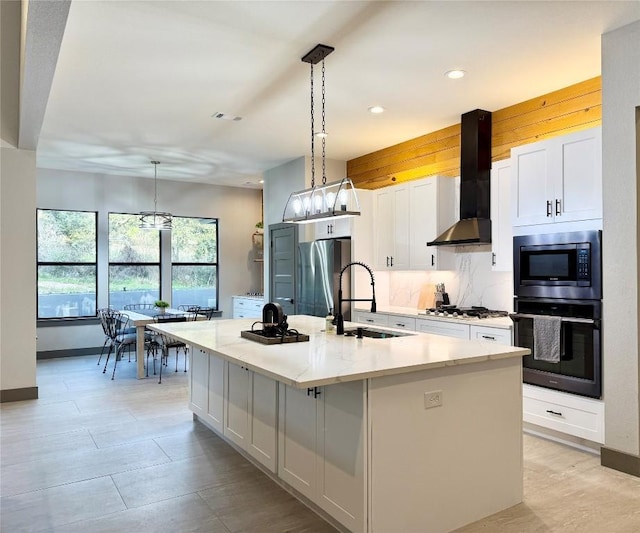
top-left (152, 315), bottom-right (188, 383)
top-left (195, 307), bottom-right (216, 320)
top-left (102, 311), bottom-right (145, 380)
top-left (178, 304), bottom-right (200, 320)
top-left (97, 308), bottom-right (116, 366)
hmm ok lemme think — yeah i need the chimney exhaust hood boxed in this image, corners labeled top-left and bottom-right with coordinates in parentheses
top-left (427, 109), bottom-right (492, 246)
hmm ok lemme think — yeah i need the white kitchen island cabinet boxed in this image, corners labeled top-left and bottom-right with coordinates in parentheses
top-left (151, 316), bottom-right (528, 533)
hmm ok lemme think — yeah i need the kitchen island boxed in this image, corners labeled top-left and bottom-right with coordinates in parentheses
top-left (149, 315), bottom-right (529, 533)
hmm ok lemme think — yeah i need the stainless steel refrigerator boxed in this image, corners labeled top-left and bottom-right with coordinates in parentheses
top-left (297, 238), bottom-right (351, 321)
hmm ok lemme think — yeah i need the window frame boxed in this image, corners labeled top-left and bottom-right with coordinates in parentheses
top-left (171, 216), bottom-right (219, 310)
top-left (108, 212), bottom-right (162, 310)
top-left (36, 208), bottom-right (98, 321)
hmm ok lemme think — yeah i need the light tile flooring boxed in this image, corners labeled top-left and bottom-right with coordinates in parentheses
top-left (1, 355), bottom-right (639, 532)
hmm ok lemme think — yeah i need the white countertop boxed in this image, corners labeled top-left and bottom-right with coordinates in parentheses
top-left (356, 305), bottom-right (514, 329)
top-left (149, 315), bottom-right (528, 389)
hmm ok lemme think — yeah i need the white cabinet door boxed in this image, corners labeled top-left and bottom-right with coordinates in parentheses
top-left (490, 159), bottom-right (513, 272)
top-left (512, 143), bottom-right (552, 226)
top-left (189, 349), bottom-right (209, 417)
top-left (409, 178), bottom-right (456, 270)
top-left (374, 185), bottom-right (409, 269)
top-left (416, 318), bottom-right (470, 339)
top-left (512, 127), bottom-right (602, 228)
top-left (206, 354), bottom-right (225, 433)
top-left (247, 371), bottom-right (278, 472)
top-left (353, 310), bottom-right (389, 327)
top-left (232, 297), bottom-right (264, 318)
top-left (469, 325), bottom-right (512, 345)
top-left (316, 381), bottom-right (366, 532)
top-left (278, 383), bottom-right (318, 500)
top-left (387, 315), bottom-right (416, 331)
top-left (315, 218), bottom-right (351, 239)
top-left (224, 362), bottom-right (250, 449)
top-left (554, 127), bottom-right (602, 223)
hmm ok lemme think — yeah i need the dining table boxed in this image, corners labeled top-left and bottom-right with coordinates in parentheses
top-left (120, 308), bottom-right (206, 379)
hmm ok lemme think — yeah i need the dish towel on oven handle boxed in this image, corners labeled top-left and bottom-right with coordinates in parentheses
top-left (533, 316), bottom-right (562, 363)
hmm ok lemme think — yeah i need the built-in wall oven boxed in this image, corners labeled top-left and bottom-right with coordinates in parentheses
top-left (511, 230), bottom-right (602, 398)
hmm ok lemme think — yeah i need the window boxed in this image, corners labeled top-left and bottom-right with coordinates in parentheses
top-left (171, 217), bottom-right (218, 309)
top-left (109, 213), bottom-right (160, 310)
top-left (37, 209), bottom-right (97, 318)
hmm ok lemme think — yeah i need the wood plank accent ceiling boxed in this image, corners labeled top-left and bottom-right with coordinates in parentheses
top-left (347, 77), bottom-right (602, 190)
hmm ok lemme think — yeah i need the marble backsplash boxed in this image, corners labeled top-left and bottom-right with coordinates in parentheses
top-left (358, 247), bottom-right (513, 313)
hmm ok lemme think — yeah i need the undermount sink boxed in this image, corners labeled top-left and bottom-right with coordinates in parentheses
top-left (343, 327), bottom-right (414, 339)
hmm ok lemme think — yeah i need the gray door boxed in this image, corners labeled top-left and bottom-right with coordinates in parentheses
top-left (269, 224), bottom-right (297, 317)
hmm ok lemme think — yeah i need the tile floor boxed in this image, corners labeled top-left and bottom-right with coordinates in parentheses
top-left (1, 354), bottom-right (639, 532)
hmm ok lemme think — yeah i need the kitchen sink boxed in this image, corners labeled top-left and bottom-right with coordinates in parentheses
top-left (343, 327), bottom-right (414, 339)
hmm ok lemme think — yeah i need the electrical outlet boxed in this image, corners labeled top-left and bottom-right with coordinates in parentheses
top-left (424, 390), bottom-right (443, 409)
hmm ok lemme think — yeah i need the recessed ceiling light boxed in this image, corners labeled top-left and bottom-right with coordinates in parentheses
top-left (368, 106), bottom-right (385, 114)
top-left (211, 112), bottom-right (242, 121)
top-left (259, 179), bottom-right (264, 184)
top-left (445, 70), bottom-right (466, 80)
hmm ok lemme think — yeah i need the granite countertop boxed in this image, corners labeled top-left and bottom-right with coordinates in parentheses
top-left (149, 315), bottom-right (528, 389)
top-left (355, 305), bottom-right (514, 329)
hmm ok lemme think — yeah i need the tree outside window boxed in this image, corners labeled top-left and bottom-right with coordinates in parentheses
top-left (37, 209), bottom-right (97, 318)
top-left (171, 217), bottom-right (218, 309)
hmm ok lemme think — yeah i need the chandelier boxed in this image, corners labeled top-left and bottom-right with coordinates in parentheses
top-left (139, 160), bottom-right (172, 230)
top-left (283, 44), bottom-right (360, 224)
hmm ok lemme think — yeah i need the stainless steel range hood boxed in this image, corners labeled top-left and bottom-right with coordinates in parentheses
top-left (427, 109), bottom-right (492, 246)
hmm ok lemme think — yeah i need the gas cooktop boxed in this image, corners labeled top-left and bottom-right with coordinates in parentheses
top-left (420, 306), bottom-right (509, 319)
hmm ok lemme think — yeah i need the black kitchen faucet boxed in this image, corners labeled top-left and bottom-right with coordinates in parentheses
top-left (335, 261), bottom-right (376, 335)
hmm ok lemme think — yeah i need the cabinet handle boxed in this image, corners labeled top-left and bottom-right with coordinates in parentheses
top-left (546, 200), bottom-right (552, 217)
top-left (546, 409), bottom-right (563, 417)
top-left (431, 254), bottom-right (435, 267)
top-left (390, 256), bottom-right (394, 267)
top-left (366, 318), bottom-right (374, 323)
top-left (313, 386), bottom-right (322, 398)
top-left (481, 335), bottom-right (496, 340)
top-left (491, 253), bottom-right (496, 266)
top-left (307, 387), bottom-right (314, 397)
top-left (395, 323), bottom-right (406, 328)
top-left (555, 199), bottom-right (561, 216)
top-left (386, 256), bottom-right (389, 267)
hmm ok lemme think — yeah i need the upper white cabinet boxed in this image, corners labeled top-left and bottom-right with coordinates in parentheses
top-left (314, 217), bottom-right (351, 239)
top-left (511, 127), bottom-right (602, 228)
top-left (490, 159), bottom-right (513, 271)
top-left (374, 177), bottom-right (455, 271)
top-left (374, 184), bottom-right (410, 269)
top-left (409, 178), bottom-right (456, 270)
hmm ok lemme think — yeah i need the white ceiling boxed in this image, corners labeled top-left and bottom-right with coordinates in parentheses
top-left (31, 0), bottom-right (640, 188)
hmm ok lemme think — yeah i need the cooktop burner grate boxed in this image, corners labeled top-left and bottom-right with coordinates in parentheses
top-left (424, 306), bottom-right (509, 319)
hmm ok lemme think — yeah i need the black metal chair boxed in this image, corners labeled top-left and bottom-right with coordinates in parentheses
top-left (195, 307), bottom-right (216, 320)
top-left (153, 315), bottom-right (188, 383)
top-left (178, 305), bottom-right (201, 321)
top-left (102, 311), bottom-right (138, 380)
top-left (124, 303), bottom-right (156, 311)
top-left (97, 308), bottom-right (115, 366)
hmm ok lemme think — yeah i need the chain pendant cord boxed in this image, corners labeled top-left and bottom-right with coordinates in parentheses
top-left (310, 63), bottom-right (315, 189)
top-left (321, 59), bottom-right (326, 185)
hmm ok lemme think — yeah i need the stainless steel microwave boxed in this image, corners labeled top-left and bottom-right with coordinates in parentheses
top-left (513, 230), bottom-right (602, 300)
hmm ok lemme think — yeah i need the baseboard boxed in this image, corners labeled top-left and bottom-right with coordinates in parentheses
top-left (37, 347), bottom-right (102, 359)
top-left (601, 447), bottom-right (640, 478)
top-left (523, 422), bottom-right (601, 455)
top-left (1, 386), bottom-right (38, 403)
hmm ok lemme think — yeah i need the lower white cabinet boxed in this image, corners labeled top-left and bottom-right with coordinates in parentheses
top-left (353, 310), bottom-right (388, 327)
top-left (416, 318), bottom-right (469, 339)
top-left (387, 315), bottom-right (416, 330)
top-left (232, 296), bottom-right (264, 318)
top-left (470, 325), bottom-right (512, 345)
top-left (224, 362), bottom-right (278, 472)
top-left (523, 384), bottom-right (604, 444)
top-left (278, 381), bottom-right (366, 533)
top-left (189, 349), bottom-right (225, 434)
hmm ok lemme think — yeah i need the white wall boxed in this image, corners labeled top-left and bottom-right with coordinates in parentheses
top-left (602, 20), bottom-right (640, 456)
top-left (36, 168), bottom-right (262, 352)
top-left (1, 147), bottom-right (38, 392)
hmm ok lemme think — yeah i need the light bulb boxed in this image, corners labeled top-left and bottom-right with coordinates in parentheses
top-left (314, 194), bottom-right (323, 213)
top-left (293, 198), bottom-right (302, 214)
top-left (302, 196), bottom-right (311, 213)
top-left (339, 189), bottom-right (348, 210)
top-left (325, 192), bottom-right (336, 211)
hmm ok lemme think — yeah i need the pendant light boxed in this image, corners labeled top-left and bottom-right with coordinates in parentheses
top-left (283, 44), bottom-right (360, 224)
top-left (139, 160), bottom-right (172, 230)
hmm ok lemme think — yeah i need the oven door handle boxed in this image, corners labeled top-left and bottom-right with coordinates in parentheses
top-left (509, 313), bottom-right (599, 328)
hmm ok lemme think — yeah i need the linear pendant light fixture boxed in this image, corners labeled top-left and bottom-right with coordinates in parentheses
top-left (139, 160), bottom-right (172, 230)
top-left (283, 44), bottom-right (360, 224)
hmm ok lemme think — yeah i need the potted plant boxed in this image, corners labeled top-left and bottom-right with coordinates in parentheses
top-left (255, 221), bottom-right (264, 234)
top-left (154, 300), bottom-right (170, 314)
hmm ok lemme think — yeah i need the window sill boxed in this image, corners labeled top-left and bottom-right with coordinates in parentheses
top-left (37, 317), bottom-right (101, 328)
